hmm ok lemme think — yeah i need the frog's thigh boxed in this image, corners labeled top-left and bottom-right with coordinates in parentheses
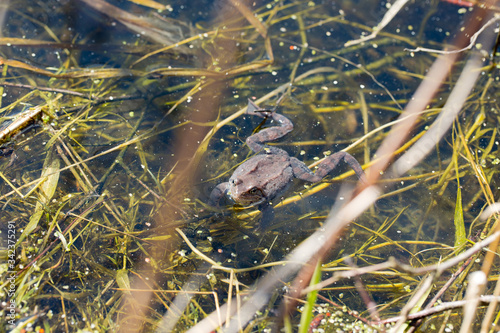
top-left (314, 152), bottom-right (346, 178)
top-left (290, 157), bottom-right (322, 182)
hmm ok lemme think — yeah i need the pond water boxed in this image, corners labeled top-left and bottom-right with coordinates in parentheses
top-left (0, 0), bottom-right (498, 332)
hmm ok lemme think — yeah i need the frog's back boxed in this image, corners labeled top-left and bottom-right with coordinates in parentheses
top-left (231, 152), bottom-right (291, 182)
top-left (229, 152), bottom-right (294, 204)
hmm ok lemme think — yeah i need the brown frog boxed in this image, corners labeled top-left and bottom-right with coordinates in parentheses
top-left (209, 99), bottom-right (366, 228)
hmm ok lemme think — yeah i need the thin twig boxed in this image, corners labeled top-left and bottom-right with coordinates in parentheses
top-left (405, 15), bottom-right (500, 54)
top-left (344, 0), bottom-right (411, 47)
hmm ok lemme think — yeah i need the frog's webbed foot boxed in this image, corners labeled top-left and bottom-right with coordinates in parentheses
top-left (246, 93), bottom-right (288, 115)
top-left (257, 201), bottom-right (275, 229)
top-left (209, 182), bottom-right (229, 207)
top-left (246, 99), bottom-right (272, 118)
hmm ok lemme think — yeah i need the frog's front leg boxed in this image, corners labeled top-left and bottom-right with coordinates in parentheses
top-left (290, 151), bottom-right (366, 183)
top-left (245, 99), bottom-right (293, 153)
top-left (209, 182), bottom-right (229, 207)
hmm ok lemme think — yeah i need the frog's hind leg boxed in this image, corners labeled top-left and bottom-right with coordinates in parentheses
top-left (290, 157), bottom-right (323, 182)
top-left (317, 151), bottom-right (366, 182)
top-left (245, 100), bottom-right (294, 153)
top-left (291, 151), bottom-right (366, 183)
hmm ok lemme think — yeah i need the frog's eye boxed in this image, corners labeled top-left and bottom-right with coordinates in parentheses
top-left (248, 187), bottom-right (261, 195)
top-left (231, 178), bottom-right (242, 185)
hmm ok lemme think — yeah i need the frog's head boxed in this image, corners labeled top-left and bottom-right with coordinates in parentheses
top-left (229, 178), bottom-right (266, 207)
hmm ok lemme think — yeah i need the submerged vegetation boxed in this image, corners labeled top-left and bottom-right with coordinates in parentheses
top-left (0, 0), bottom-right (499, 332)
